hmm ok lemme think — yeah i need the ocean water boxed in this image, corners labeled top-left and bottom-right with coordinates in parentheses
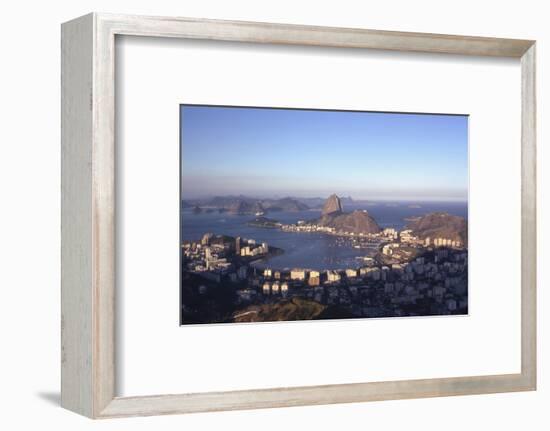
top-left (181, 201), bottom-right (467, 271)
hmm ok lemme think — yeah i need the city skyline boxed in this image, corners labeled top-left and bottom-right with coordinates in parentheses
top-left (180, 105), bottom-right (468, 202)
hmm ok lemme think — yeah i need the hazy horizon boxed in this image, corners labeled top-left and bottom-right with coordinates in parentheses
top-left (181, 105), bottom-right (468, 202)
top-left (181, 192), bottom-right (468, 203)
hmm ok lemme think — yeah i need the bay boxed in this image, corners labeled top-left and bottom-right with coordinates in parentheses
top-left (181, 201), bottom-right (467, 271)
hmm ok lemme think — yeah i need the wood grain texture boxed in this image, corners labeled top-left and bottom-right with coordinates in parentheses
top-left (61, 13), bottom-right (94, 418)
top-left (100, 374), bottom-right (531, 418)
top-left (61, 13), bottom-right (117, 418)
top-left (99, 13), bottom-right (533, 57)
top-left (61, 13), bottom-right (537, 419)
top-left (92, 14), bottom-right (117, 416)
top-left (520, 44), bottom-right (537, 389)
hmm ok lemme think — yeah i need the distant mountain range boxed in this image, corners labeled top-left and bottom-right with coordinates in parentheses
top-left (182, 195), bottom-right (308, 214)
top-left (182, 194), bottom-right (366, 214)
top-left (183, 194), bottom-right (468, 241)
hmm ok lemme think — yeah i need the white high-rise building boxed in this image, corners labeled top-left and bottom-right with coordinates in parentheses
top-left (290, 269), bottom-right (306, 280)
top-left (327, 270), bottom-right (341, 283)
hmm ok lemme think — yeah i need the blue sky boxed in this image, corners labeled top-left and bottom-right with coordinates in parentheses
top-left (180, 105), bottom-right (468, 201)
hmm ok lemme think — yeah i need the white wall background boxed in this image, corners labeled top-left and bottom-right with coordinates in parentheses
top-left (0, 0), bottom-right (547, 429)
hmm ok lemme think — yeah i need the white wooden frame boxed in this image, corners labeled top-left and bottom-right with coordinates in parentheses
top-left (61, 12), bottom-right (536, 419)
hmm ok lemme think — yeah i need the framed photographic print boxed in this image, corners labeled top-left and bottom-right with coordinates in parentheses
top-left (61, 13), bottom-right (536, 418)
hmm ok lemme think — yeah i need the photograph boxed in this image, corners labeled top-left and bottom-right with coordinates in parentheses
top-left (180, 105), bottom-right (468, 324)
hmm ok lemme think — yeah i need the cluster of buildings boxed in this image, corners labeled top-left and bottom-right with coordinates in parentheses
top-left (281, 221), bottom-right (399, 240)
top-left (237, 236), bottom-right (269, 257)
top-left (182, 233), bottom-right (273, 283)
top-left (382, 231), bottom-right (463, 260)
top-left (228, 247), bottom-right (468, 317)
top-left (262, 281), bottom-right (289, 295)
top-left (281, 222), bottom-right (336, 234)
top-left (397, 229), bottom-right (463, 248)
top-left (182, 225), bottom-right (468, 319)
top-left (425, 237), bottom-right (463, 247)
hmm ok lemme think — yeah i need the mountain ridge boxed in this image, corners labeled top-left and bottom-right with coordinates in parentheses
top-left (407, 212), bottom-right (468, 245)
top-left (183, 196), bottom-right (309, 214)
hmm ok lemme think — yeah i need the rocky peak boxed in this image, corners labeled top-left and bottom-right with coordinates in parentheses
top-left (322, 194), bottom-right (343, 216)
